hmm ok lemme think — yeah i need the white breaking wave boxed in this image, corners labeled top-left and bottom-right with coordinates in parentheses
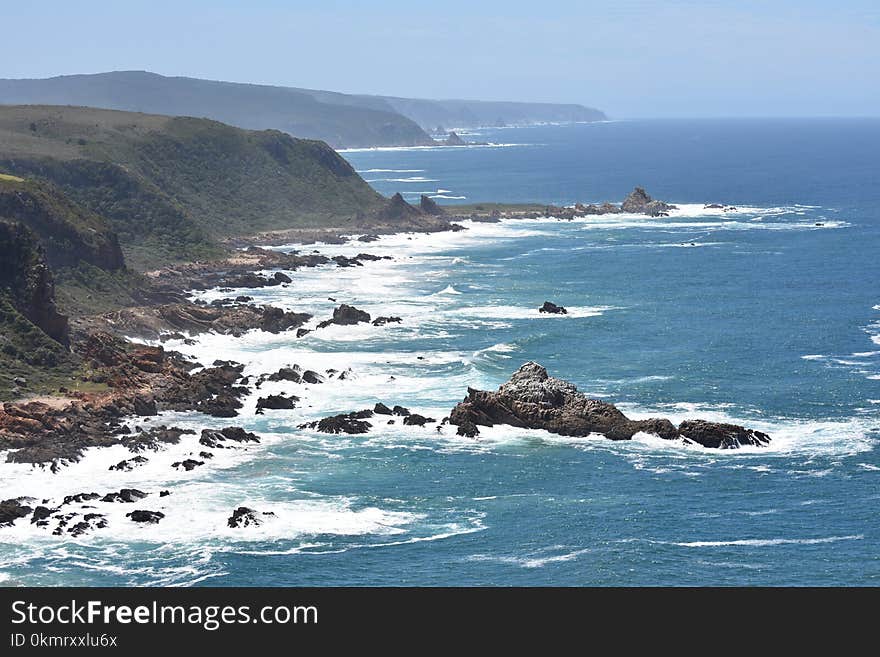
top-left (444, 305), bottom-right (613, 320)
top-left (671, 535), bottom-right (863, 548)
top-left (366, 176), bottom-right (439, 183)
top-left (356, 169), bottom-right (425, 173)
top-left (339, 143), bottom-right (534, 153)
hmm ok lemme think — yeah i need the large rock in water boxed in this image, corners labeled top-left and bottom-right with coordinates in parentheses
top-left (448, 362), bottom-right (770, 449)
top-left (317, 304), bottom-right (371, 328)
top-left (620, 187), bottom-right (677, 217)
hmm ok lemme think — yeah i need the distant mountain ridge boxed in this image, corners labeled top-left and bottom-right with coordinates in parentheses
top-left (377, 96), bottom-right (606, 132)
top-left (0, 71), bottom-right (607, 147)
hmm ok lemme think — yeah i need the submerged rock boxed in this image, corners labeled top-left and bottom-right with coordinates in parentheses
top-left (300, 411), bottom-right (373, 434)
top-left (227, 506), bottom-right (273, 528)
top-left (372, 316), bottom-right (402, 326)
top-left (449, 362), bottom-right (769, 448)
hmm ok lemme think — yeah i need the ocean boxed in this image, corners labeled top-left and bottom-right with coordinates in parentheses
top-left (1, 119), bottom-right (878, 585)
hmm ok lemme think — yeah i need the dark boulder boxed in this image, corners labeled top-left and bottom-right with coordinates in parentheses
top-left (31, 505), bottom-right (56, 524)
top-left (539, 301), bottom-right (567, 315)
top-left (255, 394), bottom-right (298, 414)
top-left (300, 411), bottom-right (373, 434)
top-left (109, 455), bottom-right (149, 471)
top-left (199, 427), bottom-right (260, 448)
top-left (126, 510), bottom-right (164, 524)
top-left (374, 402), bottom-right (393, 415)
top-left (372, 316), bottom-right (402, 326)
top-left (101, 489), bottom-right (147, 503)
top-left (62, 492), bottom-right (100, 505)
top-left (0, 498), bottom-right (32, 526)
top-left (456, 421), bottom-right (480, 438)
top-left (317, 304), bottom-right (371, 329)
top-left (403, 414), bottom-right (436, 426)
top-left (301, 370), bottom-right (323, 384)
top-left (260, 307), bottom-right (311, 333)
top-left (678, 419), bottom-right (770, 449)
top-left (392, 405), bottom-right (411, 417)
top-left (266, 366), bottom-right (301, 383)
top-left (172, 459), bottom-right (204, 471)
top-left (227, 506), bottom-right (271, 528)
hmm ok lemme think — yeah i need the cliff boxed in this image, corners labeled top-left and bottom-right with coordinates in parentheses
top-left (0, 220), bottom-right (69, 346)
top-left (0, 105), bottom-right (386, 268)
top-left (0, 176), bottom-right (124, 271)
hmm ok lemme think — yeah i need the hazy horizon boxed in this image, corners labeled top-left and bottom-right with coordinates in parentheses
top-left (2, 0), bottom-right (878, 119)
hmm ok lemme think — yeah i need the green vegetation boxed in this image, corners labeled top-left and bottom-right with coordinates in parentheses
top-left (0, 296), bottom-right (80, 399)
top-left (54, 264), bottom-right (145, 317)
top-left (0, 175), bottom-right (124, 270)
top-left (0, 105), bottom-right (385, 269)
top-left (0, 173), bottom-right (24, 182)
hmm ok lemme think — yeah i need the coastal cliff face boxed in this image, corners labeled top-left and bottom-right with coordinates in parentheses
top-left (450, 362), bottom-right (770, 449)
top-left (0, 177), bottom-right (124, 271)
top-left (0, 220), bottom-right (69, 347)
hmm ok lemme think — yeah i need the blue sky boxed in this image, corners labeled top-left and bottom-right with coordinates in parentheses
top-left (2, 0), bottom-right (878, 117)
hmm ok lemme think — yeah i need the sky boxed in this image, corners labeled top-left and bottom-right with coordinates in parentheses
top-left (2, 0), bottom-right (878, 118)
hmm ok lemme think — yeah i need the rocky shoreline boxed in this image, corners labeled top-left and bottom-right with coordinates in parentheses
top-left (0, 186), bottom-right (769, 538)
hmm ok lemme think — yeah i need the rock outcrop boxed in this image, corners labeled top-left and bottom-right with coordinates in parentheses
top-left (445, 131), bottom-right (467, 146)
top-left (0, 221), bottom-right (69, 346)
top-left (317, 304), bottom-right (371, 328)
top-left (620, 187), bottom-right (676, 217)
top-left (420, 195), bottom-right (444, 215)
top-left (449, 362), bottom-right (770, 449)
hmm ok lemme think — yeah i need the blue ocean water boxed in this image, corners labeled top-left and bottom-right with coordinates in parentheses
top-left (1, 119), bottom-right (878, 585)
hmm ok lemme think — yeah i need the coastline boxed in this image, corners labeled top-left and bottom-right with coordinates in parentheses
top-left (1, 202), bottom-right (876, 584)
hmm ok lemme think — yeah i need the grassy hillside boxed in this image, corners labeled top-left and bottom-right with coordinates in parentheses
top-left (0, 71), bottom-right (433, 148)
top-left (0, 105), bottom-right (385, 269)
